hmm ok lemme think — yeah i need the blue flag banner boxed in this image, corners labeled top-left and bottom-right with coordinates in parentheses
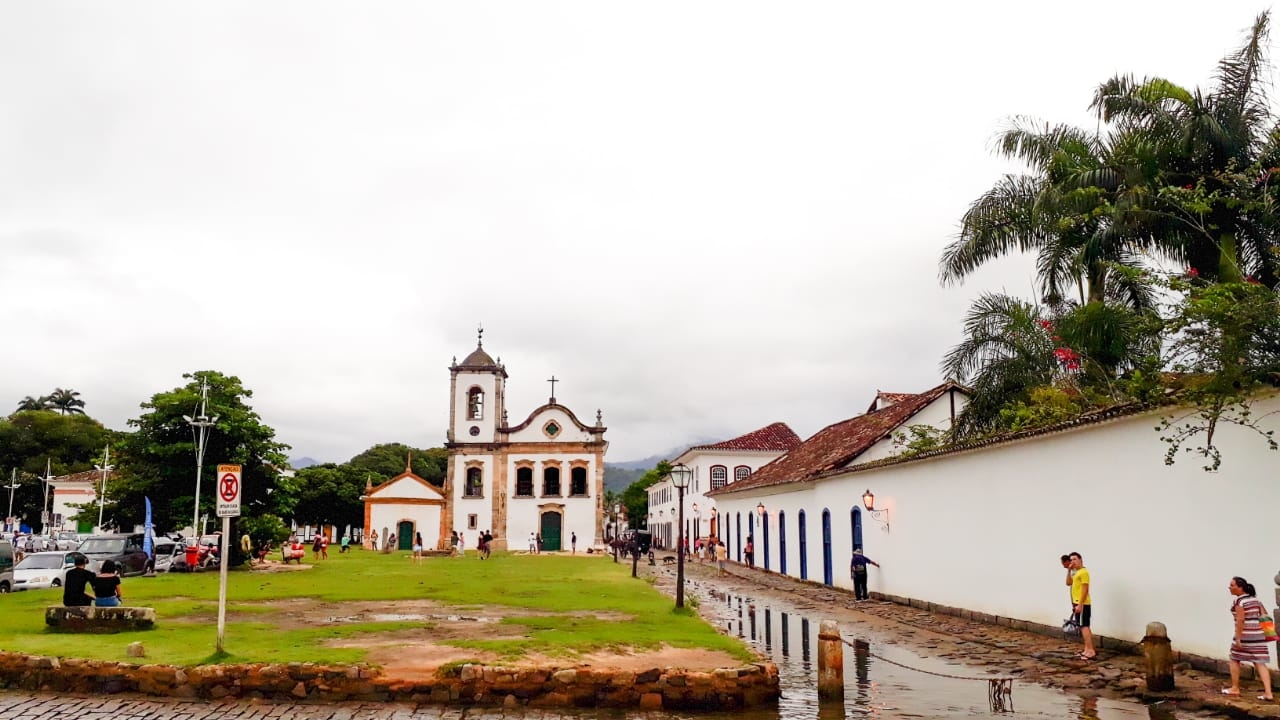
top-left (143, 497), bottom-right (153, 558)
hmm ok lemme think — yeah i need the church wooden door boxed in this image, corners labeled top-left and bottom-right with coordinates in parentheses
top-left (539, 512), bottom-right (562, 552)
top-left (397, 521), bottom-right (413, 551)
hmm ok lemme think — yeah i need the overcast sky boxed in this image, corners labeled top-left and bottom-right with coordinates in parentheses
top-left (0, 3), bottom-right (1268, 464)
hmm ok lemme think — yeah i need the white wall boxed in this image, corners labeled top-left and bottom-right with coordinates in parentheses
top-left (369, 504), bottom-right (442, 549)
top-left (715, 395), bottom-right (1280, 660)
top-left (453, 371), bottom-right (501, 443)
top-left (508, 407), bottom-right (596, 443)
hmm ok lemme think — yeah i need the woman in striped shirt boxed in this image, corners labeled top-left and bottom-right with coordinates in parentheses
top-left (1224, 576), bottom-right (1273, 700)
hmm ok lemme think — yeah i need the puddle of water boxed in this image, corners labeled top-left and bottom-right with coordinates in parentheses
top-left (326, 613), bottom-right (495, 623)
top-left (666, 579), bottom-right (1213, 720)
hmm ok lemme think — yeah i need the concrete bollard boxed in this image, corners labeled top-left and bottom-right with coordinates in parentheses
top-left (817, 620), bottom-right (844, 700)
top-left (1140, 621), bottom-right (1175, 691)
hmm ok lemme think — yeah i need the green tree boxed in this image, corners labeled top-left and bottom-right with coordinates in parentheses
top-left (620, 461), bottom-right (670, 531)
top-left (14, 396), bottom-right (50, 413)
top-left (1091, 12), bottom-right (1280, 285)
top-left (288, 463), bottom-right (367, 529)
top-left (107, 371), bottom-right (290, 534)
top-left (46, 388), bottom-right (86, 416)
top-left (0, 411), bottom-right (119, 532)
top-left (346, 443), bottom-right (447, 486)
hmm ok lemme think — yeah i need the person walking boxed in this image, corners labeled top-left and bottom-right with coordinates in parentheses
top-left (850, 549), bottom-right (880, 601)
top-left (482, 530), bottom-right (493, 559)
top-left (320, 534), bottom-right (329, 559)
top-left (571, 532), bottom-right (577, 554)
top-left (311, 534), bottom-right (323, 560)
top-left (536, 533), bottom-right (543, 554)
top-left (457, 531), bottom-right (466, 558)
top-left (340, 535), bottom-right (350, 553)
top-left (715, 539), bottom-right (728, 574)
top-left (1224, 576), bottom-right (1274, 700)
top-left (412, 532), bottom-right (423, 563)
top-left (1068, 552), bottom-right (1095, 660)
top-left (744, 536), bottom-right (755, 568)
top-left (528, 532), bottom-right (537, 553)
top-left (449, 530), bottom-right (459, 557)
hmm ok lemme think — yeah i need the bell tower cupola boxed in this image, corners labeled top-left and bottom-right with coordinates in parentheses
top-left (448, 325), bottom-right (508, 444)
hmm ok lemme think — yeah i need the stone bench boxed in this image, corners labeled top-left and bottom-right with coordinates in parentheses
top-left (45, 606), bottom-right (156, 633)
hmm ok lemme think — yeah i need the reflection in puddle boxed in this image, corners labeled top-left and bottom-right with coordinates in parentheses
top-left (693, 580), bottom-right (1205, 720)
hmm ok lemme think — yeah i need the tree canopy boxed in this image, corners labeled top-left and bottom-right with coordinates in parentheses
top-left (107, 371), bottom-right (291, 533)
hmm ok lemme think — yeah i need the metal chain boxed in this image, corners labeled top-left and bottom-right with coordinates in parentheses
top-left (839, 635), bottom-right (1015, 712)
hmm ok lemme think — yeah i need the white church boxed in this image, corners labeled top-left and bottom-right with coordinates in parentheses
top-left (363, 332), bottom-right (608, 552)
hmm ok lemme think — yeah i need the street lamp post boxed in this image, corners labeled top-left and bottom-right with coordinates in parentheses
top-left (40, 459), bottom-right (54, 535)
top-left (183, 379), bottom-right (218, 537)
top-left (4, 469), bottom-right (19, 533)
top-left (93, 445), bottom-right (113, 532)
top-left (668, 463), bottom-right (692, 609)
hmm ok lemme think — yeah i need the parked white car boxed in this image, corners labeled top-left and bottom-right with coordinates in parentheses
top-left (13, 551), bottom-right (77, 591)
top-left (150, 540), bottom-right (183, 573)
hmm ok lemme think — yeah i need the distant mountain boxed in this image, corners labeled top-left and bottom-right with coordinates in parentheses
top-left (604, 437), bottom-right (720, 492)
top-left (289, 456), bottom-right (320, 469)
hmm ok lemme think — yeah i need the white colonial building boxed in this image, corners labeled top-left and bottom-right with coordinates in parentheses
top-left (708, 381), bottom-right (968, 567)
top-left (710, 380), bottom-right (1280, 664)
top-left (646, 422), bottom-right (800, 549)
top-left (440, 334), bottom-right (608, 552)
top-left (361, 462), bottom-right (446, 551)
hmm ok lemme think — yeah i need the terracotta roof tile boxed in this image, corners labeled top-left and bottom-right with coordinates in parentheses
top-left (52, 469), bottom-right (113, 484)
top-left (867, 391), bottom-right (917, 412)
top-left (690, 422), bottom-right (802, 452)
top-left (709, 381), bottom-right (965, 496)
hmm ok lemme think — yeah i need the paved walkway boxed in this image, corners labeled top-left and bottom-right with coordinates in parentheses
top-left (0, 692), bottom-right (625, 720)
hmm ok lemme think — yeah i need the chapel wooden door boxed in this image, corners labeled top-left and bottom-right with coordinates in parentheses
top-left (539, 511), bottom-right (562, 552)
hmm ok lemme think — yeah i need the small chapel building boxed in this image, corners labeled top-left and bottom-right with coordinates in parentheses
top-left (440, 334), bottom-right (608, 552)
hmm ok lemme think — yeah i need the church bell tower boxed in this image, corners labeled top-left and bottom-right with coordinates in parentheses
top-left (448, 327), bottom-right (507, 444)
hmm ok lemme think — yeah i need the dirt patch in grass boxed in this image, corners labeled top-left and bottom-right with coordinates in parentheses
top-left (231, 597), bottom-right (742, 679)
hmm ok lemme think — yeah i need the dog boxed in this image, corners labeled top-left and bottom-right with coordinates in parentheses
top-left (662, 555), bottom-right (677, 565)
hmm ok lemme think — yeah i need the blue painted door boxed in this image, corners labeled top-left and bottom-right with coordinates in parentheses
top-left (778, 512), bottom-right (787, 575)
top-left (821, 509), bottom-right (833, 586)
top-left (798, 511), bottom-right (808, 580)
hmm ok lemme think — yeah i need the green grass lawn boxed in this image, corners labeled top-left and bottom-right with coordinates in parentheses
top-left (0, 550), bottom-right (752, 667)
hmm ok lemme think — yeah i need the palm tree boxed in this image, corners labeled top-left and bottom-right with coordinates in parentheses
top-left (15, 395), bottom-right (51, 412)
top-left (942, 294), bottom-right (1059, 436)
top-left (45, 388), bottom-right (86, 415)
top-left (1091, 12), bottom-right (1280, 285)
top-left (942, 119), bottom-right (1159, 309)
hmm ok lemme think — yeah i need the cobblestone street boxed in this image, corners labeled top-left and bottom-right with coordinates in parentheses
top-left (0, 692), bottom-right (659, 720)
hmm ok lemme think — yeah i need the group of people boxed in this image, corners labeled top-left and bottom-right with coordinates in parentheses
top-left (1058, 553), bottom-right (1273, 700)
top-left (60, 554), bottom-right (123, 608)
top-left (447, 530), bottom-right (493, 559)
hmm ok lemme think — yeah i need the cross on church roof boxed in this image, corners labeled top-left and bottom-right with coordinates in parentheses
top-left (548, 375), bottom-right (558, 403)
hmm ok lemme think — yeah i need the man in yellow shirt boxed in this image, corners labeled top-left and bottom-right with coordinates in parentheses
top-left (1069, 552), bottom-right (1095, 659)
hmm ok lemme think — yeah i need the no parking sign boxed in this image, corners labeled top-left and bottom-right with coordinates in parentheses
top-left (216, 464), bottom-right (241, 518)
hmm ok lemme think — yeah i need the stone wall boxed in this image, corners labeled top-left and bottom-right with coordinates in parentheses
top-left (0, 652), bottom-right (779, 710)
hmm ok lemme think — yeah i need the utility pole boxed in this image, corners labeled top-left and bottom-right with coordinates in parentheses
top-left (5, 469), bottom-right (19, 532)
top-left (40, 459), bottom-right (54, 535)
top-left (183, 378), bottom-right (218, 537)
top-left (94, 445), bottom-right (113, 531)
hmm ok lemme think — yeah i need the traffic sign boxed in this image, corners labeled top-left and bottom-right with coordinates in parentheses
top-left (216, 464), bottom-right (242, 518)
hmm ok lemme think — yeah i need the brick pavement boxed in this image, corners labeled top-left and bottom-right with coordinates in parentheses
top-left (0, 693), bottom-right (621, 720)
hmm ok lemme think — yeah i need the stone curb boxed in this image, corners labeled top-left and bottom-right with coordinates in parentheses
top-left (0, 652), bottom-right (779, 711)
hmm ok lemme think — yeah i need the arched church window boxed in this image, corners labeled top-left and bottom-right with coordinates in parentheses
top-left (464, 467), bottom-right (483, 497)
top-left (515, 467), bottom-right (534, 497)
top-left (467, 387), bottom-right (484, 420)
top-left (543, 466), bottom-right (561, 496)
top-left (570, 467), bottom-right (588, 496)
top-left (710, 466), bottom-right (728, 490)
top-left (734, 466), bottom-right (750, 482)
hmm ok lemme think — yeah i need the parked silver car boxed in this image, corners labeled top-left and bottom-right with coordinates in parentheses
top-left (13, 551), bottom-right (77, 590)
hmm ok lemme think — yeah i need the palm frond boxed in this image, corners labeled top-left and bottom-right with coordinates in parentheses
top-left (940, 175), bottom-right (1050, 285)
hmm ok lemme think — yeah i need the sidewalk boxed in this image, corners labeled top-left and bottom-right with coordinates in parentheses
top-left (652, 557), bottom-right (1280, 719)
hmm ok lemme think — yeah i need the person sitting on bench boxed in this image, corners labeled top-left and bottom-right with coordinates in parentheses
top-left (91, 560), bottom-right (124, 607)
top-left (62, 553), bottom-right (95, 607)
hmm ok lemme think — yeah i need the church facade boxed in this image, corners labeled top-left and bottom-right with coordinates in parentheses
top-left (441, 335), bottom-right (608, 552)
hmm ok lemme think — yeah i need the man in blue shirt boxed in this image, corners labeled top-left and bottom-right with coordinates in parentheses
top-left (850, 549), bottom-right (880, 601)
